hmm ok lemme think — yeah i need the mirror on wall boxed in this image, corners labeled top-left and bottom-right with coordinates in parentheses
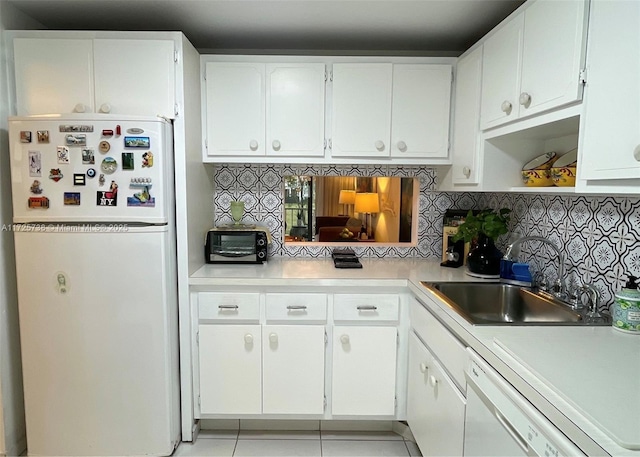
top-left (284, 176), bottom-right (417, 244)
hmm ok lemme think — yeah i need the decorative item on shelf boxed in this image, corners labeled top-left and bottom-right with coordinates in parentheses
top-left (611, 275), bottom-right (640, 334)
top-left (551, 148), bottom-right (578, 187)
top-left (230, 200), bottom-right (245, 226)
top-left (354, 192), bottom-right (380, 240)
top-left (521, 151), bottom-right (557, 187)
top-left (338, 189), bottom-right (356, 216)
top-left (452, 208), bottom-right (511, 278)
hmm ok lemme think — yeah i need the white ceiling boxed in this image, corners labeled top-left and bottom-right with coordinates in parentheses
top-left (6, 0), bottom-right (525, 54)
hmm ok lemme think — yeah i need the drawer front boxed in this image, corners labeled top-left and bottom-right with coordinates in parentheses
top-left (199, 292), bottom-right (260, 322)
top-left (410, 297), bottom-right (467, 390)
top-left (333, 294), bottom-right (399, 323)
top-left (265, 293), bottom-right (327, 323)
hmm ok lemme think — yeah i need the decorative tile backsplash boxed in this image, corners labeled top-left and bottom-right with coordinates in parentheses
top-left (212, 164), bottom-right (640, 310)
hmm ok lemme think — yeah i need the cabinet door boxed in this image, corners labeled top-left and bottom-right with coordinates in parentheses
top-left (391, 64), bottom-right (452, 159)
top-left (407, 333), bottom-right (465, 457)
top-left (93, 40), bottom-right (176, 118)
top-left (519, 0), bottom-right (586, 117)
top-left (266, 63), bottom-right (325, 157)
top-left (198, 324), bottom-right (261, 414)
top-left (332, 326), bottom-right (397, 416)
top-left (451, 47), bottom-right (483, 185)
top-left (331, 63), bottom-right (392, 157)
top-left (580, 0), bottom-right (640, 180)
top-left (13, 38), bottom-right (94, 115)
top-left (205, 62), bottom-right (265, 156)
top-left (262, 325), bottom-right (325, 414)
top-left (480, 14), bottom-right (524, 130)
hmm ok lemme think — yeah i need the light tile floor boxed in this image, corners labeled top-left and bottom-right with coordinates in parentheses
top-left (173, 430), bottom-right (423, 457)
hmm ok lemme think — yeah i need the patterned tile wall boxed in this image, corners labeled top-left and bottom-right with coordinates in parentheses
top-left (212, 164), bottom-right (640, 311)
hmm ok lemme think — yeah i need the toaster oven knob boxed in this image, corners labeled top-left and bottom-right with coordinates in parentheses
top-left (257, 238), bottom-right (266, 246)
top-left (258, 251), bottom-right (266, 259)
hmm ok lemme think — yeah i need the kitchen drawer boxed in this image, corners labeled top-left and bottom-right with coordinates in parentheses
top-left (198, 292), bottom-right (260, 323)
top-left (265, 293), bottom-right (327, 323)
top-left (333, 294), bottom-right (399, 323)
top-left (410, 297), bottom-right (466, 390)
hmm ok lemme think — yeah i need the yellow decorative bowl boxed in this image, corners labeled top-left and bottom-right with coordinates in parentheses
top-left (551, 166), bottom-right (577, 187)
top-left (522, 152), bottom-right (557, 170)
top-left (521, 168), bottom-right (554, 187)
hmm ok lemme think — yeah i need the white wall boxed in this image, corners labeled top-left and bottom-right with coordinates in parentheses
top-left (0, 3), bottom-right (44, 455)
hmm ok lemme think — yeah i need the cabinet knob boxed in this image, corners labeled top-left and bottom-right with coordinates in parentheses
top-left (244, 333), bottom-right (254, 345)
top-left (340, 334), bottom-right (350, 345)
top-left (374, 140), bottom-right (385, 152)
top-left (269, 332), bottom-right (278, 343)
top-left (249, 140), bottom-right (259, 151)
top-left (99, 103), bottom-right (111, 113)
top-left (419, 362), bottom-right (428, 373)
top-left (74, 103), bottom-right (86, 113)
top-left (272, 140), bottom-right (281, 151)
top-left (634, 144), bottom-right (640, 162)
top-left (429, 375), bottom-right (438, 387)
top-left (519, 92), bottom-right (531, 107)
top-left (500, 100), bottom-right (512, 114)
top-left (462, 166), bottom-right (472, 178)
top-left (397, 141), bottom-right (407, 152)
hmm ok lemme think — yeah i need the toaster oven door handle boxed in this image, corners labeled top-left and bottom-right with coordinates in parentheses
top-left (218, 304), bottom-right (239, 310)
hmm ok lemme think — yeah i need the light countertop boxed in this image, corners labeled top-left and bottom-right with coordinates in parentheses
top-left (190, 257), bottom-right (640, 456)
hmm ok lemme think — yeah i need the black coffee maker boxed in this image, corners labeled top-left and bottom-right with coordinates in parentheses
top-left (440, 210), bottom-right (471, 268)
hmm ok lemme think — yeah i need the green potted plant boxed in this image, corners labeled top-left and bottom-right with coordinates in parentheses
top-left (452, 208), bottom-right (511, 277)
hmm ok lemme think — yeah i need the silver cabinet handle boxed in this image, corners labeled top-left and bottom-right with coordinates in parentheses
top-left (218, 304), bottom-right (239, 309)
top-left (287, 305), bottom-right (307, 310)
top-left (357, 305), bottom-right (377, 311)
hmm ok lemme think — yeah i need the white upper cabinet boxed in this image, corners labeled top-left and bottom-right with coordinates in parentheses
top-left (205, 62), bottom-right (266, 156)
top-left (266, 63), bottom-right (326, 157)
top-left (331, 63), bottom-right (393, 157)
top-left (93, 40), bottom-right (176, 116)
top-left (480, 0), bottom-right (587, 130)
top-left (391, 64), bottom-right (452, 159)
top-left (451, 46), bottom-right (483, 185)
top-left (13, 38), bottom-right (176, 117)
top-left (579, 0), bottom-right (640, 181)
top-left (14, 38), bottom-right (95, 115)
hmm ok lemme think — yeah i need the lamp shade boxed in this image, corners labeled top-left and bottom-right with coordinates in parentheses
top-left (354, 192), bottom-right (380, 213)
top-left (338, 189), bottom-right (356, 205)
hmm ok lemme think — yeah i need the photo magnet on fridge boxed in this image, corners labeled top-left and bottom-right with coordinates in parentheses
top-left (28, 151), bottom-right (42, 177)
top-left (122, 153), bottom-right (134, 170)
top-left (37, 130), bottom-right (49, 143)
top-left (28, 196), bottom-right (49, 208)
top-left (82, 148), bottom-right (95, 164)
top-left (56, 146), bottom-right (70, 164)
top-left (20, 131), bottom-right (32, 143)
top-left (127, 186), bottom-right (155, 207)
top-left (65, 134), bottom-right (86, 146)
top-left (63, 192), bottom-right (81, 206)
top-left (124, 136), bottom-right (150, 148)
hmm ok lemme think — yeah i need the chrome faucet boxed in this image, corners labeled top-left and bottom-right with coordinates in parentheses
top-left (503, 236), bottom-right (566, 299)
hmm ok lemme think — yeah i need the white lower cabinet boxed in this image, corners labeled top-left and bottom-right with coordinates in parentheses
top-left (262, 325), bottom-right (325, 414)
top-left (332, 326), bottom-right (398, 416)
top-left (199, 324), bottom-right (262, 415)
top-left (407, 332), bottom-right (466, 456)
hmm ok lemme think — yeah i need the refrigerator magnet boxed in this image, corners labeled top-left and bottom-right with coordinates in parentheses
top-left (122, 153), bottom-right (134, 170)
top-left (130, 177), bottom-right (152, 188)
top-left (28, 151), bottom-right (42, 177)
top-left (28, 196), bottom-right (49, 209)
top-left (30, 180), bottom-right (43, 194)
top-left (99, 141), bottom-right (111, 153)
top-left (65, 134), bottom-right (86, 147)
top-left (56, 146), bottom-right (70, 164)
top-left (127, 187), bottom-right (154, 207)
top-left (73, 174), bottom-right (86, 186)
top-left (49, 169), bottom-right (63, 182)
top-left (37, 130), bottom-right (49, 143)
top-left (96, 181), bottom-right (118, 206)
top-left (99, 174), bottom-right (105, 186)
top-left (142, 151), bottom-right (154, 167)
top-left (101, 157), bottom-right (117, 174)
top-left (63, 192), bottom-right (81, 206)
top-left (124, 136), bottom-right (150, 148)
top-left (87, 168), bottom-right (97, 178)
top-left (82, 148), bottom-right (95, 164)
top-left (59, 125), bottom-right (93, 132)
top-left (101, 129), bottom-right (114, 137)
top-left (20, 131), bottom-right (32, 143)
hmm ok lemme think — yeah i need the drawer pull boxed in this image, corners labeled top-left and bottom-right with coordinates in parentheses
top-left (357, 305), bottom-right (377, 311)
top-left (420, 362), bottom-right (428, 373)
top-left (218, 305), bottom-right (239, 310)
top-left (286, 305), bottom-right (308, 310)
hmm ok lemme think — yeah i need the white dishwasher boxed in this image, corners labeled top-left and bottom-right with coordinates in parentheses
top-left (464, 349), bottom-right (585, 457)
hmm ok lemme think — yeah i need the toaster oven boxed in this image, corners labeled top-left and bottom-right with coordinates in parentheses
top-left (205, 229), bottom-right (268, 264)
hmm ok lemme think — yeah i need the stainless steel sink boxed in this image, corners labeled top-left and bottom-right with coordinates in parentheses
top-left (420, 282), bottom-right (610, 326)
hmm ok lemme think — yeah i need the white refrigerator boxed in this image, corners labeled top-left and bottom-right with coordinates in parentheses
top-left (8, 115), bottom-right (180, 456)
